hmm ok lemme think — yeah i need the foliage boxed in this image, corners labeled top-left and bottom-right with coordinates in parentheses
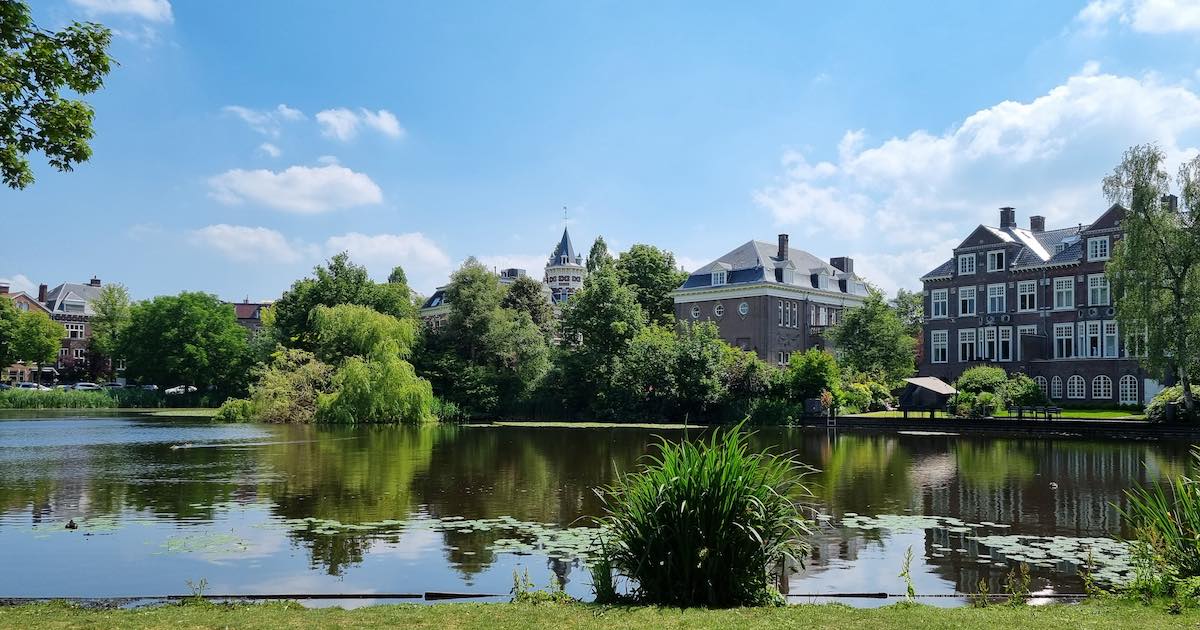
top-left (596, 426), bottom-right (812, 607)
top-left (214, 349), bottom-right (334, 423)
top-left (0, 296), bottom-right (22, 368)
top-left (316, 342), bottom-right (436, 424)
top-left (607, 324), bottom-right (679, 418)
top-left (829, 289), bottom-right (915, 384)
top-left (672, 322), bottom-right (731, 418)
top-left (1146, 386), bottom-right (1200, 423)
top-left (88, 283), bottom-right (130, 376)
top-left (500, 275), bottom-right (554, 336)
top-left (445, 258), bottom-right (507, 359)
top-left (785, 349), bottom-right (841, 403)
top-left (1005, 374), bottom-right (1047, 407)
top-left (510, 569), bottom-right (575, 605)
top-left (899, 546), bottom-right (916, 601)
top-left (119, 292), bottom-right (250, 394)
top-left (1004, 563), bottom-right (1031, 606)
top-left (1120, 448), bottom-right (1200, 584)
top-left (614, 244), bottom-right (688, 325)
top-left (586, 236), bottom-right (614, 273)
top-left (272, 253), bottom-right (416, 350)
top-left (0, 388), bottom-right (224, 409)
top-left (954, 366), bottom-right (1009, 395)
top-left (891, 289), bottom-right (924, 338)
top-left (12, 309), bottom-right (63, 380)
top-left (0, 0), bottom-right (113, 189)
top-left (312, 304), bottom-right (417, 363)
top-left (559, 266), bottom-right (645, 410)
top-left (1104, 145), bottom-right (1200, 415)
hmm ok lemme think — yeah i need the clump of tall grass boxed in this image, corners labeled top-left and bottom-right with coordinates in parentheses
top-left (1119, 447), bottom-right (1200, 606)
top-left (0, 388), bottom-right (223, 409)
top-left (594, 424), bottom-right (813, 607)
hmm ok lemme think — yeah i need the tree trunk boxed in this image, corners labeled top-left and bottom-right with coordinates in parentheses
top-left (1182, 368), bottom-right (1195, 416)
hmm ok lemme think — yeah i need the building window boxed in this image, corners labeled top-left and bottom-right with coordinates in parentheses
top-left (931, 330), bottom-right (948, 363)
top-left (714, 304), bottom-right (725, 317)
top-left (987, 284), bottom-right (1006, 313)
top-left (58, 347), bottom-right (68, 358)
top-left (818, 306), bottom-right (828, 326)
top-left (998, 327), bottom-right (1012, 362)
top-left (16, 301), bottom-right (28, 311)
top-left (65, 323), bottom-right (85, 339)
top-left (1126, 326), bottom-right (1148, 358)
top-left (785, 302), bottom-right (792, 327)
top-left (1092, 375), bottom-right (1113, 400)
top-left (1017, 280), bottom-right (1036, 311)
top-left (959, 287), bottom-right (976, 316)
top-left (1104, 320), bottom-right (1119, 357)
top-left (809, 304), bottom-right (816, 325)
top-left (711, 271), bottom-right (727, 286)
top-left (958, 254), bottom-right (976, 275)
top-left (779, 302), bottom-right (784, 326)
top-left (980, 327), bottom-right (997, 360)
top-left (1088, 274), bottom-right (1109, 306)
top-left (1053, 277), bottom-right (1074, 310)
top-left (777, 351), bottom-right (790, 366)
top-left (1085, 320), bottom-right (1103, 358)
top-left (1034, 376), bottom-right (1048, 397)
top-left (1119, 375), bottom-right (1138, 405)
top-left (1051, 376), bottom-right (1063, 399)
top-left (931, 289), bottom-right (948, 318)
top-left (72, 348), bottom-right (86, 360)
top-left (116, 358), bottom-right (126, 371)
top-left (738, 302), bottom-right (749, 316)
top-left (987, 250), bottom-right (1006, 272)
top-left (1087, 236), bottom-right (1110, 262)
top-left (1017, 325), bottom-right (1037, 360)
top-left (1067, 375), bottom-right (1086, 399)
top-left (690, 305), bottom-right (700, 319)
top-left (1054, 323), bottom-right (1075, 359)
top-left (959, 329), bottom-right (976, 362)
top-left (829, 309), bottom-right (838, 326)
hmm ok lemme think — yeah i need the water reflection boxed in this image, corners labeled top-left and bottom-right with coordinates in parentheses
top-left (0, 417), bottom-right (1189, 599)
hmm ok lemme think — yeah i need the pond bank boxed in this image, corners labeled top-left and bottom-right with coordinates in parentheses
top-left (0, 600), bottom-right (1194, 629)
top-left (804, 414), bottom-right (1200, 439)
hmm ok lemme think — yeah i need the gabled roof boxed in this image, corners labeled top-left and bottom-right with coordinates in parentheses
top-left (421, 287), bottom-right (448, 310)
top-left (3, 292), bottom-right (51, 313)
top-left (43, 282), bottom-right (104, 316)
top-left (548, 228), bottom-right (582, 266)
top-left (678, 240), bottom-right (868, 296)
top-left (926, 215), bottom-right (1093, 279)
top-left (1084, 203), bottom-right (1124, 233)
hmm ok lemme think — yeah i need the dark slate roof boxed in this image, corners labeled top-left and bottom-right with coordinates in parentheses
top-left (922, 221), bottom-right (1090, 279)
top-left (43, 282), bottom-right (104, 316)
top-left (421, 288), bottom-right (448, 309)
top-left (548, 228), bottom-right (582, 265)
top-left (1045, 239), bottom-right (1084, 266)
top-left (678, 240), bottom-right (868, 295)
top-left (920, 259), bottom-right (955, 280)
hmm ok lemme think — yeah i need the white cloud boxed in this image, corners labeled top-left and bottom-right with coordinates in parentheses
top-left (208, 164), bottom-right (383, 214)
top-left (257, 142), bottom-right (281, 158)
top-left (475, 254), bottom-right (551, 276)
top-left (325, 232), bottom-right (452, 280)
top-left (755, 70), bottom-right (1200, 295)
top-left (69, 0), bottom-right (173, 22)
top-left (222, 105), bottom-right (306, 137)
top-left (189, 225), bottom-right (310, 264)
top-left (1076, 0), bottom-right (1200, 34)
top-left (316, 108), bottom-right (406, 141)
top-left (0, 274), bottom-right (36, 295)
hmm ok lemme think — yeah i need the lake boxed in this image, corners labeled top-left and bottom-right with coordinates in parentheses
top-left (0, 415), bottom-right (1188, 606)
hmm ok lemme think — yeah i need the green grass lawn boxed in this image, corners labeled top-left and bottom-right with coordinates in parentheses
top-left (0, 600), bottom-right (1194, 630)
top-left (850, 409), bottom-right (1145, 421)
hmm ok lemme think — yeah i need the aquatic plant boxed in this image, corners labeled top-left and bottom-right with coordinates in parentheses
top-left (595, 424), bottom-right (813, 607)
top-left (1121, 448), bottom-right (1200, 578)
top-left (899, 546), bottom-right (916, 601)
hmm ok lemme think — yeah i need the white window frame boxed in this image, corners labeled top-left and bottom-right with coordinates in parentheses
top-left (958, 254), bottom-right (976, 275)
top-left (959, 286), bottom-right (976, 316)
top-left (1085, 320), bottom-right (1103, 358)
top-left (691, 305), bottom-right (701, 319)
top-left (72, 348), bottom-right (86, 360)
top-left (1092, 375), bottom-right (1113, 400)
top-left (65, 323), bottom-right (85, 339)
top-left (1054, 323), bottom-right (1074, 359)
top-left (980, 327), bottom-right (998, 360)
top-left (930, 289), bottom-right (948, 319)
top-left (987, 283), bottom-right (1006, 314)
top-left (1051, 376), bottom-right (1063, 399)
top-left (1103, 320), bottom-right (1119, 358)
top-left (712, 270), bottom-right (727, 286)
top-left (738, 302), bottom-right (749, 316)
top-left (998, 326), bottom-right (1013, 362)
top-left (1067, 375), bottom-right (1086, 399)
top-left (778, 301), bottom-right (784, 326)
top-left (986, 249), bottom-right (1006, 272)
top-left (1017, 280), bottom-right (1037, 312)
top-left (714, 304), bottom-right (725, 317)
top-left (1053, 277), bottom-right (1074, 310)
top-left (1087, 236), bottom-right (1110, 262)
top-left (959, 329), bottom-right (976, 362)
top-left (1119, 375), bottom-right (1138, 405)
top-left (931, 330), bottom-right (948, 363)
top-left (1034, 376), bottom-right (1048, 397)
top-left (1088, 274), bottom-right (1109, 306)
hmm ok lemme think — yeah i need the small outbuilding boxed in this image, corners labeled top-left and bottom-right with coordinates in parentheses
top-left (897, 377), bottom-right (957, 418)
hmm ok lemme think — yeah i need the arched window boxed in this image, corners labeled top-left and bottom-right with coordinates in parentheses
top-left (1092, 375), bottom-right (1112, 400)
top-left (1034, 376), bottom-right (1048, 397)
top-left (1050, 376), bottom-right (1063, 399)
top-left (1119, 375), bottom-right (1139, 405)
top-left (1067, 375), bottom-right (1086, 399)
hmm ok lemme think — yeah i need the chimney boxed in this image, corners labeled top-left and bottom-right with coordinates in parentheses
top-left (89, 276), bottom-right (101, 287)
top-left (777, 234), bottom-right (789, 260)
top-left (999, 206), bottom-right (1017, 229)
top-left (37, 283), bottom-right (47, 302)
top-left (830, 257), bottom-right (854, 274)
top-left (1163, 194), bottom-right (1179, 212)
top-left (1029, 215), bottom-right (1045, 233)
top-left (0, 284), bottom-right (8, 295)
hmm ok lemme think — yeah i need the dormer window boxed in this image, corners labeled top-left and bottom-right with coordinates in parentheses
top-left (986, 250), bottom-right (1005, 272)
top-left (1087, 236), bottom-right (1110, 261)
top-left (711, 270), bottom-right (727, 286)
top-left (560, 256), bottom-right (568, 265)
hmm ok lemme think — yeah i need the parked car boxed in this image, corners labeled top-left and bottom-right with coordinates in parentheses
top-left (104, 383), bottom-right (125, 390)
top-left (141, 384), bottom-right (159, 391)
top-left (165, 385), bottom-right (197, 395)
top-left (16, 383), bottom-right (50, 391)
top-left (73, 382), bottom-right (102, 391)
top-left (55, 385), bottom-right (71, 391)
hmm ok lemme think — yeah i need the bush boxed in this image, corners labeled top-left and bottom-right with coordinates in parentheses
top-left (316, 342), bottom-right (436, 424)
top-left (1005, 374), bottom-right (1046, 407)
top-left (1146, 386), bottom-right (1200, 423)
top-left (954, 366), bottom-right (1008, 395)
top-left (786, 349), bottom-right (841, 403)
top-left (215, 349), bottom-right (334, 423)
top-left (841, 383), bottom-right (872, 414)
top-left (0, 388), bottom-right (225, 409)
top-left (595, 425), bottom-right (812, 607)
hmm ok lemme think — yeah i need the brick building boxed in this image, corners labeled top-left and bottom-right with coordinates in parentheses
top-left (919, 206), bottom-right (1160, 405)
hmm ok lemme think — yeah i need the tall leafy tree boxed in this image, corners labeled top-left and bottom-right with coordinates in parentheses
top-left (829, 289), bottom-right (914, 383)
top-left (120, 292), bottom-right (250, 393)
top-left (311, 303), bottom-right (417, 364)
top-left (12, 310), bottom-right (63, 384)
top-left (1, 0), bottom-right (113, 189)
top-left (562, 266), bottom-right (644, 365)
top-left (500, 275), bottom-right (554, 335)
top-left (88, 282), bottom-right (129, 378)
top-left (614, 244), bottom-right (688, 325)
top-left (445, 257), bottom-right (506, 361)
top-left (891, 288), bottom-right (924, 338)
top-left (0, 297), bottom-right (18, 370)
top-left (1104, 145), bottom-right (1200, 414)
top-left (586, 236), bottom-right (614, 273)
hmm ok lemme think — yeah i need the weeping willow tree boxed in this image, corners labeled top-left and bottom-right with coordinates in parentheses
top-left (1104, 145), bottom-right (1200, 415)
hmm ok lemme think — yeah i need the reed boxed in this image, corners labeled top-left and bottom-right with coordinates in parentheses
top-left (1120, 448), bottom-right (1200, 579)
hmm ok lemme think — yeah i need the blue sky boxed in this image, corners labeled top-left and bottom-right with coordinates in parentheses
top-left (5, 0), bottom-right (1200, 300)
